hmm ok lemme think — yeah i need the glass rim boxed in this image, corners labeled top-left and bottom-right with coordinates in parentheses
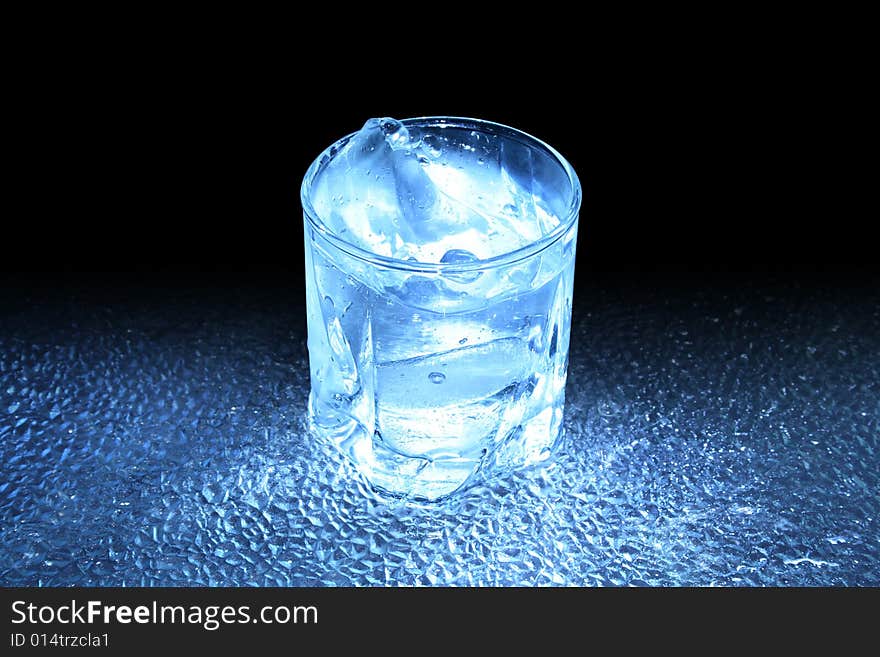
top-left (300, 116), bottom-right (581, 273)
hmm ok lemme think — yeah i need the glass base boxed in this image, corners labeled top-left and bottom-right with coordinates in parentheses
top-left (309, 394), bottom-right (565, 501)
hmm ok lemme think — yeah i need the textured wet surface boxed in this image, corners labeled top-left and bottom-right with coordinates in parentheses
top-left (1, 279), bottom-right (878, 586)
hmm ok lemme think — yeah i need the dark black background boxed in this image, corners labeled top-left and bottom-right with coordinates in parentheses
top-left (4, 20), bottom-right (874, 294)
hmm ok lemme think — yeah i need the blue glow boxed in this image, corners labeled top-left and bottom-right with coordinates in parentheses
top-left (302, 117), bottom-right (580, 500)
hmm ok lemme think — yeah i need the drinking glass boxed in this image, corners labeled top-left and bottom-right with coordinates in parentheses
top-left (301, 117), bottom-right (580, 500)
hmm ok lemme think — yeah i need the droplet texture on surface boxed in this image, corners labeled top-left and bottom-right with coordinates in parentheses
top-left (0, 280), bottom-right (878, 586)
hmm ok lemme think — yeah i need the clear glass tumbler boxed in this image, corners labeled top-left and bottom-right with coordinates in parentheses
top-left (301, 117), bottom-right (580, 501)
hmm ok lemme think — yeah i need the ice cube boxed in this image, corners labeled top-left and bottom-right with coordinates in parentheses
top-left (310, 117), bottom-right (565, 265)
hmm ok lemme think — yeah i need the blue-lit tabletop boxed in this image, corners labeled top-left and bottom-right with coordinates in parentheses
top-left (1, 279), bottom-right (878, 586)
